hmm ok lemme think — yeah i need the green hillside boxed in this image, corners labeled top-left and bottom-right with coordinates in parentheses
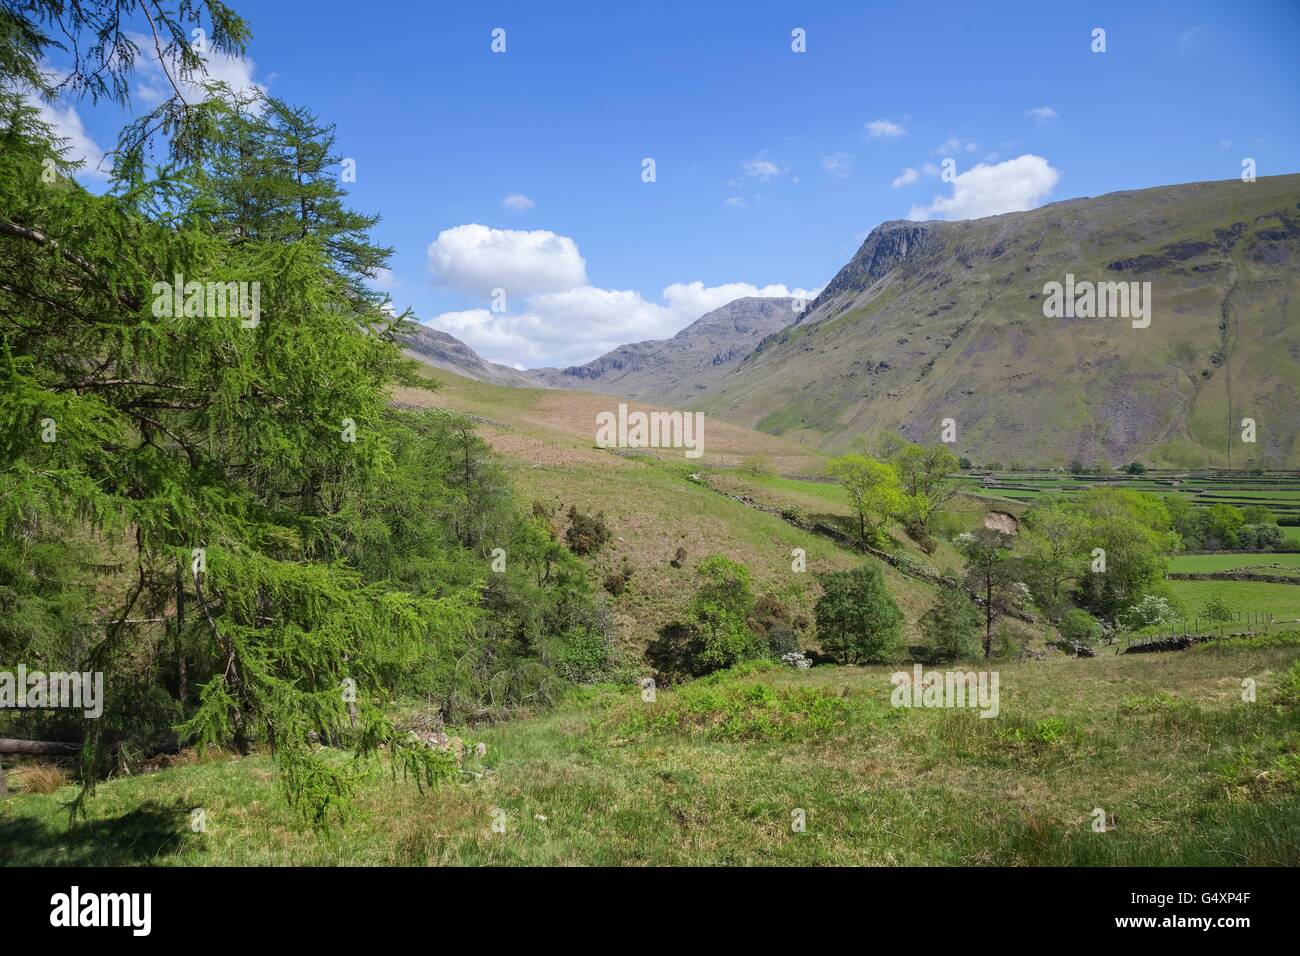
top-left (695, 176), bottom-right (1300, 468)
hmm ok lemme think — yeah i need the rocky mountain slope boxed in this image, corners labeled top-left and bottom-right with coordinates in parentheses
top-left (693, 175), bottom-right (1300, 468)
top-left (398, 321), bottom-right (544, 388)
top-left (527, 296), bottom-right (798, 404)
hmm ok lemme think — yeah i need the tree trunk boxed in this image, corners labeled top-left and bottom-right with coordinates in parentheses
top-left (175, 561), bottom-right (187, 702)
top-left (984, 577), bottom-right (994, 658)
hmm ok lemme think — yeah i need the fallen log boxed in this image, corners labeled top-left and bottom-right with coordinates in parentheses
top-left (0, 737), bottom-right (82, 756)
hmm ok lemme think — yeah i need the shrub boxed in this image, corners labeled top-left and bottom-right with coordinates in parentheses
top-left (1202, 596), bottom-right (1235, 623)
top-left (814, 564), bottom-right (903, 664)
top-left (1058, 607), bottom-right (1101, 645)
top-left (564, 505), bottom-right (612, 555)
top-left (740, 456), bottom-right (775, 478)
top-left (919, 589), bottom-right (983, 662)
top-left (1120, 594), bottom-right (1178, 630)
top-left (647, 555), bottom-right (767, 679)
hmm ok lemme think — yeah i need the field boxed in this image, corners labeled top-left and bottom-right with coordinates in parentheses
top-left (4, 637), bottom-right (1298, 866)
top-left (1167, 554), bottom-right (1300, 573)
top-left (1168, 580), bottom-right (1300, 626)
top-left (959, 471), bottom-right (1300, 517)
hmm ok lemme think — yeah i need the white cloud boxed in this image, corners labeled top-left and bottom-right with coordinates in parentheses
top-left (133, 32), bottom-right (266, 108)
top-left (371, 268), bottom-right (398, 290)
top-left (891, 167), bottom-right (920, 188)
top-left (423, 220), bottom-right (819, 366)
top-left (908, 154), bottom-right (1060, 222)
top-left (821, 152), bottom-right (853, 178)
top-left (1026, 106), bottom-right (1058, 123)
top-left (21, 66), bottom-right (108, 180)
top-left (33, 98), bottom-right (108, 179)
top-left (427, 224), bottom-right (588, 297)
top-left (934, 137), bottom-right (979, 155)
top-left (422, 266), bottom-right (816, 367)
top-left (742, 157), bottom-right (782, 181)
top-left (501, 193), bottom-right (535, 211)
top-left (660, 281), bottom-right (820, 325)
top-left (866, 119), bottom-right (905, 138)
top-left (724, 196), bottom-right (746, 208)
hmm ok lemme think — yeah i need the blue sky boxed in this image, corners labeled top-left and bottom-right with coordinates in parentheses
top-left (49, 0), bottom-right (1300, 368)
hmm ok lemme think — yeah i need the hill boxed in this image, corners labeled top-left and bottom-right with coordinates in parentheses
top-left (529, 296), bottom-right (798, 404)
top-left (691, 175), bottom-right (1300, 468)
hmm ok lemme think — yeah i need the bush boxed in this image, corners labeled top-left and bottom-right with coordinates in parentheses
top-left (1058, 607), bottom-right (1101, 645)
top-left (565, 505), bottom-right (612, 555)
top-left (1120, 594), bottom-right (1178, 630)
top-left (814, 564), bottom-right (904, 664)
top-left (647, 555), bottom-right (767, 679)
top-left (1202, 596), bottom-right (1235, 623)
top-left (919, 589), bottom-right (983, 662)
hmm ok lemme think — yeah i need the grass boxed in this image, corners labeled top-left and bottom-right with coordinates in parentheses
top-left (1167, 579), bottom-right (1300, 624)
top-left (1168, 553), bottom-right (1300, 573)
top-left (5, 640), bottom-right (1298, 865)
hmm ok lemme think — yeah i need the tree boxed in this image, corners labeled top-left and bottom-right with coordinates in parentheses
top-left (814, 565), bottom-right (903, 664)
top-left (919, 589), bottom-right (983, 662)
top-left (1125, 461), bottom-right (1146, 475)
top-left (956, 530), bottom-right (1024, 658)
top-left (0, 3), bottom-right (606, 822)
top-left (826, 454), bottom-right (903, 545)
top-left (891, 443), bottom-right (960, 538)
top-left (1020, 503), bottom-right (1087, 615)
top-left (1076, 516), bottom-right (1170, 619)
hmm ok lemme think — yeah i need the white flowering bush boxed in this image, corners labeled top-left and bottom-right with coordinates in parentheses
top-left (1120, 594), bottom-right (1177, 630)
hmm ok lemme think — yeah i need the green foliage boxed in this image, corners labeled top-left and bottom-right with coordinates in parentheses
top-left (1202, 595), bottom-right (1235, 623)
top-left (646, 554), bottom-right (766, 679)
top-left (616, 679), bottom-right (850, 742)
top-left (956, 529), bottom-right (1024, 657)
top-left (1058, 607), bottom-right (1101, 645)
top-left (890, 443), bottom-right (960, 538)
top-left (919, 588), bottom-right (984, 662)
top-left (814, 564), bottom-right (903, 664)
top-left (0, 14), bottom-right (606, 824)
top-left (825, 453), bottom-right (903, 545)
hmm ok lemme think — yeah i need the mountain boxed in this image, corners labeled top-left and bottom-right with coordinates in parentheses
top-left (691, 175), bottom-right (1300, 468)
top-left (398, 321), bottom-right (545, 388)
top-left (529, 296), bottom-right (798, 404)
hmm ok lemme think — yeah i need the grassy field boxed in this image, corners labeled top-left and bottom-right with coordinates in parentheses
top-left (4, 637), bottom-right (1298, 865)
top-left (1168, 579), bottom-right (1300, 625)
top-left (1168, 553), bottom-right (1300, 573)
top-left (959, 471), bottom-right (1300, 518)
